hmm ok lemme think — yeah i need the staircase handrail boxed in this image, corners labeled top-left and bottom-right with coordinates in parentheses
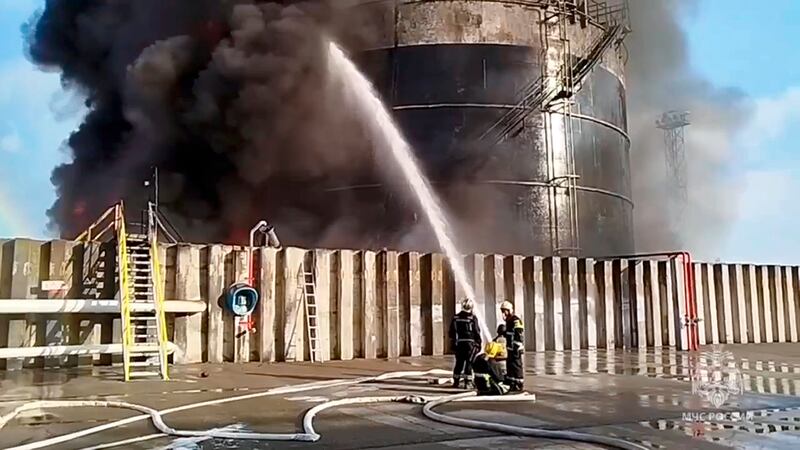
top-left (74, 203), bottom-right (122, 243)
top-left (115, 202), bottom-right (134, 381)
top-left (148, 204), bottom-right (170, 380)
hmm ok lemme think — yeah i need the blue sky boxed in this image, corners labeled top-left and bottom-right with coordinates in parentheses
top-left (684, 0), bottom-right (800, 264)
top-left (0, 0), bottom-right (83, 237)
top-left (0, 1), bottom-right (798, 264)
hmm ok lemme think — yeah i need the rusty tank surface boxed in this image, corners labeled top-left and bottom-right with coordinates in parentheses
top-left (332, 0), bottom-right (634, 257)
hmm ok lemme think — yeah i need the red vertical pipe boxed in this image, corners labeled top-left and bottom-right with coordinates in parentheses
top-left (247, 247), bottom-right (255, 287)
top-left (681, 252), bottom-right (699, 351)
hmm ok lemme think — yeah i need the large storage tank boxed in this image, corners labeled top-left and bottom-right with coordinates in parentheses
top-left (337, 0), bottom-right (633, 257)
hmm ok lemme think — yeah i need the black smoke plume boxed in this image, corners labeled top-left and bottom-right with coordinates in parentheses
top-left (28, 0), bottom-right (383, 247)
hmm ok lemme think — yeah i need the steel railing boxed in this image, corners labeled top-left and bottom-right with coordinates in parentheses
top-left (148, 202), bottom-right (170, 380)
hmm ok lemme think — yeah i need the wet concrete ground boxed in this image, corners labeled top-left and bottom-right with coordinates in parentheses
top-left (1, 344), bottom-right (799, 449)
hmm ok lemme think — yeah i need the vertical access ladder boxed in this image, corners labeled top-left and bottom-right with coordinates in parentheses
top-left (302, 253), bottom-right (323, 363)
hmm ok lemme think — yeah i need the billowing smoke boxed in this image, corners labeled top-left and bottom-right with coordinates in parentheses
top-left (31, 0), bottom-right (748, 257)
top-left (626, 0), bottom-right (749, 258)
top-left (28, 0), bottom-right (386, 247)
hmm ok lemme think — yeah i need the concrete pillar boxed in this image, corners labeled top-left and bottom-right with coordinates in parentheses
top-left (567, 258), bottom-right (580, 350)
top-left (39, 241), bottom-right (81, 367)
top-left (532, 257), bottom-right (546, 352)
top-left (315, 250), bottom-right (332, 362)
top-left (619, 260), bottom-right (631, 349)
top-left (651, 261), bottom-right (663, 347)
top-left (576, 259), bottom-right (593, 349)
top-left (484, 254), bottom-right (504, 334)
top-left (221, 246), bottom-right (237, 362)
top-left (734, 264), bottom-right (749, 344)
top-left (235, 248), bottom-right (253, 362)
top-left (4, 240), bottom-right (43, 369)
top-left (406, 252), bottom-right (423, 357)
top-left (442, 259), bottom-right (456, 354)
top-left (584, 259), bottom-right (597, 349)
top-left (520, 257), bottom-right (534, 350)
top-left (173, 245), bottom-right (203, 364)
top-left (380, 251), bottom-right (400, 359)
top-left (206, 245), bottom-right (226, 363)
top-left (704, 264), bottom-right (719, 344)
top-left (693, 263), bottom-right (705, 346)
top-left (398, 253), bottom-right (409, 356)
top-left (634, 262), bottom-right (647, 349)
top-left (338, 250), bottom-right (355, 360)
top-left (774, 266), bottom-right (786, 343)
top-left (726, 264), bottom-right (741, 343)
top-left (664, 261), bottom-right (677, 348)
top-left (748, 265), bottom-right (762, 344)
top-left (428, 253), bottom-right (445, 356)
top-left (505, 256), bottom-right (525, 339)
top-left (352, 252), bottom-right (364, 358)
top-left (782, 266), bottom-right (794, 343)
top-left (761, 266), bottom-right (774, 343)
top-left (720, 265), bottom-right (735, 344)
top-left (550, 257), bottom-right (564, 351)
top-left (257, 248), bottom-right (279, 362)
top-left (362, 250), bottom-right (378, 359)
top-left (787, 267), bottom-right (798, 343)
top-left (78, 241), bottom-right (103, 366)
top-left (602, 261), bottom-right (616, 349)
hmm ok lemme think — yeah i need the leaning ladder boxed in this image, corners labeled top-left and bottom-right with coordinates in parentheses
top-left (302, 252), bottom-right (323, 363)
top-left (119, 229), bottom-right (169, 381)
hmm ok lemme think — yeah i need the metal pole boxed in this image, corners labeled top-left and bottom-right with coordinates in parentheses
top-left (154, 166), bottom-right (159, 212)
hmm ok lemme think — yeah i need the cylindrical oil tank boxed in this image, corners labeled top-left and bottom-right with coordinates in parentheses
top-left (336, 0), bottom-right (634, 257)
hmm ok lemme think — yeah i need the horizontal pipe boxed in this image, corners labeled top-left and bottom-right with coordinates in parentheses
top-left (0, 343), bottom-right (179, 360)
top-left (0, 300), bottom-right (205, 314)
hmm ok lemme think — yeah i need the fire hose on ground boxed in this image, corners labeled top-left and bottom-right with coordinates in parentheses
top-left (0, 369), bottom-right (647, 450)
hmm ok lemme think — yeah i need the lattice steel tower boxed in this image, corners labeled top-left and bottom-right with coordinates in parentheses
top-left (656, 111), bottom-right (690, 221)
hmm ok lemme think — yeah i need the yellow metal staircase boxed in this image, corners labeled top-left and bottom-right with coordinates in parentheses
top-left (120, 229), bottom-right (169, 380)
top-left (77, 202), bottom-right (169, 381)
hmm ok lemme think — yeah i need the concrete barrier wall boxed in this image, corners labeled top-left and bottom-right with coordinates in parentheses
top-left (1, 239), bottom-right (799, 368)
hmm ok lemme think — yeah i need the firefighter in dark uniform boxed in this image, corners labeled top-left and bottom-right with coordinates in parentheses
top-left (448, 298), bottom-right (482, 389)
top-left (500, 300), bottom-right (525, 391)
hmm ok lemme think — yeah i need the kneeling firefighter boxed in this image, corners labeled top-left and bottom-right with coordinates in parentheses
top-left (487, 324), bottom-right (508, 380)
top-left (500, 301), bottom-right (525, 391)
top-left (472, 352), bottom-right (509, 396)
top-left (448, 298), bottom-right (482, 389)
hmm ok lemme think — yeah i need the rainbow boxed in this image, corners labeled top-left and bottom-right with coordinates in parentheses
top-left (0, 183), bottom-right (33, 237)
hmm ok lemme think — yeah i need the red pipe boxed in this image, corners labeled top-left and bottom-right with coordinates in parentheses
top-left (602, 250), bottom-right (699, 351)
top-left (247, 247), bottom-right (256, 288)
top-left (678, 251), bottom-right (699, 351)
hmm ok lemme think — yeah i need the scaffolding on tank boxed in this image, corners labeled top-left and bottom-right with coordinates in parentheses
top-left (476, 0), bottom-right (628, 257)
